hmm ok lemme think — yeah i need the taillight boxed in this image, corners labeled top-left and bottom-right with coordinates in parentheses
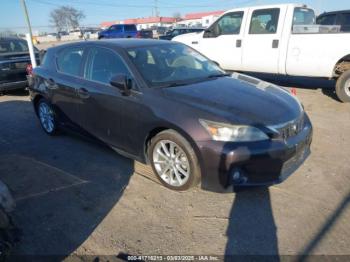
top-left (26, 64), bottom-right (33, 76)
top-left (290, 88), bottom-right (297, 96)
top-left (136, 31), bottom-right (141, 38)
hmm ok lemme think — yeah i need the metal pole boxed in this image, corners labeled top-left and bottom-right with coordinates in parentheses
top-left (20, 0), bottom-right (37, 68)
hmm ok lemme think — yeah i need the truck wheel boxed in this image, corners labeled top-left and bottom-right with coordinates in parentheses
top-left (336, 70), bottom-right (350, 103)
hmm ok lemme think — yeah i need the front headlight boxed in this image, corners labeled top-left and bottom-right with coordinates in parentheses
top-left (199, 119), bottom-right (269, 142)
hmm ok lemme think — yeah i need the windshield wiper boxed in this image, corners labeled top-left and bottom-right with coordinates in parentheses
top-left (159, 82), bottom-right (188, 88)
top-left (207, 73), bottom-right (231, 79)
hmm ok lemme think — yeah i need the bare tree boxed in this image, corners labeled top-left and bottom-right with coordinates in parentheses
top-left (173, 12), bottom-right (182, 21)
top-left (49, 6), bottom-right (85, 32)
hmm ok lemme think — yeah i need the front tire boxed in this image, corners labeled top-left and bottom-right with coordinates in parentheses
top-left (36, 98), bottom-right (58, 135)
top-left (148, 130), bottom-right (201, 191)
top-left (336, 70), bottom-right (350, 103)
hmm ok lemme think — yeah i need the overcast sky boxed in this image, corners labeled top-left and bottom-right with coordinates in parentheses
top-left (1, 0), bottom-right (349, 33)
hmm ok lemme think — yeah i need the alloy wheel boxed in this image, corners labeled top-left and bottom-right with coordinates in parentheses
top-left (345, 78), bottom-right (350, 97)
top-left (38, 102), bottom-right (55, 133)
top-left (152, 140), bottom-right (190, 187)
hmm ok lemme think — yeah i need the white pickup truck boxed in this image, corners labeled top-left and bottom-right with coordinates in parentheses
top-left (173, 3), bottom-right (350, 102)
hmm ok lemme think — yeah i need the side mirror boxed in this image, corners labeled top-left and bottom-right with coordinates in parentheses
top-left (110, 74), bottom-right (131, 96)
top-left (203, 29), bottom-right (213, 38)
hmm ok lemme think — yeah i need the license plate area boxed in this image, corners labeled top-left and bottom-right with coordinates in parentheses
top-left (14, 62), bottom-right (28, 69)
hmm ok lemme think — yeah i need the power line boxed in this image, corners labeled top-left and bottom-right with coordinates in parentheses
top-left (28, 0), bottom-right (243, 9)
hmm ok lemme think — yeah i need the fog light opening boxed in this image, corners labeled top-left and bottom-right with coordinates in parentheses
top-left (230, 168), bottom-right (247, 185)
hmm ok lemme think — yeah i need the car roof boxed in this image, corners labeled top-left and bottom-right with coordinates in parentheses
top-left (0, 36), bottom-right (26, 42)
top-left (110, 24), bottom-right (136, 26)
top-left (318, 10), bottom-right (350, 16)
top-left (48, 39), bottom-right (180, 52)
top-left (223, 3), bottom-right (308, 14)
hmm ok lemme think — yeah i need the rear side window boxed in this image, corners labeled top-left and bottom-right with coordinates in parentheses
top-left (0, 39), bottom-right (29, 54)
top-left (293, 8), bottom-right (316, 25)
top-left (249, 8), bottom-right (280, 34)
top-left (84, 47), bottom-right (130, 84)
top-left (317, 14), bottom-right (336, 25)
top-left (110, 25), bottom-right (122, 31)
top-left (124, 25), bottom-right (137, 32)
top-left (56, 47), bottom-right (84, 76)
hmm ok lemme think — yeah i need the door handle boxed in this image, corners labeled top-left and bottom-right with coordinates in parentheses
top-left (77, 87), bottom-right (90, 99)
top-left (236, 39), bottom-right (242, 48)
top-left (192, 41), bottom-right (198, 45)
top-left (272, 39), bottom-right (279, 48)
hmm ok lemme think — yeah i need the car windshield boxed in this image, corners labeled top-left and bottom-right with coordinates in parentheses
top-left (127, 44), bottom-right (226, 88)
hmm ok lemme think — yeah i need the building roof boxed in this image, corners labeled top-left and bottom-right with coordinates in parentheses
top-left (101, 16), bottom-right (177, 27)
top-left (184, 10), bottom-right (225, 20)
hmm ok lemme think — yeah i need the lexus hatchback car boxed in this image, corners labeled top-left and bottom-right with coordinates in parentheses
top-left (29, 39), bottom-right (312, 191)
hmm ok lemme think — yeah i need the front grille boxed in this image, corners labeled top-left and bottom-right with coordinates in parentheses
top-left (273, 115), bottom-right (305, 140)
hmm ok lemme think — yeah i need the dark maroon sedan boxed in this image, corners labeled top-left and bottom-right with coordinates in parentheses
top-left (29, 39), bottom-right (312, 191)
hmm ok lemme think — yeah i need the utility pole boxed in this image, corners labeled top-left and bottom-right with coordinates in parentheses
top-left (154, 0), bottom-right (159, 17)
top-left (20, 0), bottom-right (37, 67)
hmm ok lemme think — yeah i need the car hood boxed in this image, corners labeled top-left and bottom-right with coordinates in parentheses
top-left (162, 73), bottom-right (303, 126)
top-left (172, 32), bottom-right (201, 44)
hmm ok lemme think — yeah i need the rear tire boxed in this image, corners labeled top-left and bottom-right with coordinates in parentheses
top-left (336, 70), bottom-right (350, 103)
top-left (148, 130), bottom-right (201, 191)
top-left (36, 98), bottom-right (58, 135)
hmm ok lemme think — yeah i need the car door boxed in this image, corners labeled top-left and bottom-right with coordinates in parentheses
top-left (196, 11), bottom-right (245, 71)
top-left (50, 45), bottom-right (86, 126)
top-left (77, 46), bottom-right (143, 153)
top-left (241, 7), bottom-right (286, 74)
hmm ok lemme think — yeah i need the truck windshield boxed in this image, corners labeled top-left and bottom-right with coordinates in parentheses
top-left (293, 7), bottom-right (316, 25)
top-left (127, 44), bottom-right (225, 88)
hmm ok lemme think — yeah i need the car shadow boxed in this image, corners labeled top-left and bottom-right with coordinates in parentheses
top-left (219, 141), bottom-right (285, 260)
top-left (243, 72), bottom-right (339, 102)
top-left (1, 89), bottom-right (29, 97)
top-left (0, 99), bottom-right (134, 258)
top-left (225, 188), bottom-right (279, 261)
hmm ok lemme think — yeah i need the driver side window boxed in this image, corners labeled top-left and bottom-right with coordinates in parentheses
top-left (205, 12), bottom-right (244, 38)
top-left (84, 47), bottom-right (130, 85)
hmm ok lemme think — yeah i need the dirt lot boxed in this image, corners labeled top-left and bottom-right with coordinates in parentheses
top-left (0, 78), bottom-right (349, 259)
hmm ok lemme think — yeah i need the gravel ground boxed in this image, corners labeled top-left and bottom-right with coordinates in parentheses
top-left (0, 78), bottom-right (349, 259)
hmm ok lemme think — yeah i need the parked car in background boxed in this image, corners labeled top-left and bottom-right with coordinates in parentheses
top-left (317, 10), bottom-right (350, 32)
top-left (174, 3), bottom-right (350, 103)
top-left (29, 39), bottom-right (312, 192)
top-left (160, 27), bottom-right (205, 40)
top-left (150, 26), bottom-right (168, 38)
top-left (0, 37), bottom-right (39, 93)
top-left (138, 29), bottom-right (153, 39)
top-left (98, 24), bottom-right (138, 39)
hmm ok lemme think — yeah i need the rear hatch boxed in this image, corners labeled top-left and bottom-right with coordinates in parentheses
top-left (0, 38), bottom-right (40, 84)
top-left (0, 52), bottom-right (35, 84)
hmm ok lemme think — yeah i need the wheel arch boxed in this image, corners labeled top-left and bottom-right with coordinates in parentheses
top-left (333, 54), bottom-right (350, 77)
top-left (32, 94), bottom-right (45, 116)
top-left (143, 124), bottom-right (203, 170)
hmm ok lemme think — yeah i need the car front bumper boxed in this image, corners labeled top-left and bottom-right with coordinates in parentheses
top-left (196, 117), bottom-right (313, 192)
